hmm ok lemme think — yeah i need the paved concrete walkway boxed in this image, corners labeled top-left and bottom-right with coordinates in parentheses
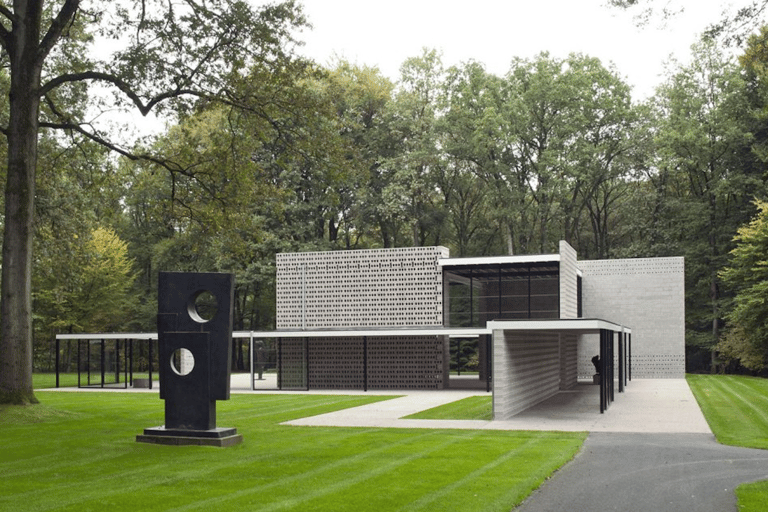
top-left (284, 379), bottom-right (712, 433)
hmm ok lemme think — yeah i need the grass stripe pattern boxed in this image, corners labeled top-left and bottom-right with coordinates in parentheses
top-left (0, 392), bottom-right (584, 512)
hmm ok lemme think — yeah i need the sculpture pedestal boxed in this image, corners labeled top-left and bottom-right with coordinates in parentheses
top-left (137, 426), bottom-right (243, 447)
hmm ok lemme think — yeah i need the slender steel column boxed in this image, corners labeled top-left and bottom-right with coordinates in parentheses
top-left (100, 339), bottom-right (106, 388)
top-left (78, 340), bottom-right (82, 388)
top-left (600, 329), bottom-right (606, 414)
top-left (87, 340), bottom-right (91, 386)
top-left (469, 270), bottom-right (474, 327)
top-left (115, 340), bottom-right (121, 385)
top-left (609, 331), bottom-right (614, 403)
top-left (304, 337), bottom-right (309, 391)
top-left (618, 331), bottom-right (624, 393)
top-left (486, 334), bottom-right (492, 393)
top-left (55, 338), bottom-right (60, 388)
top-left (250, 334), bottom-right (255, 391)
top-left (148, 338), bottom-right (154, 390)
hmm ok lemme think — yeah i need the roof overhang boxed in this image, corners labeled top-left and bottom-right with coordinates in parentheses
top-left (56, 320), bottom-right (629, 341)
top-left (487, 319), bottom-right (630, 334)
top-left (439, 254), bottom-right (560, 267)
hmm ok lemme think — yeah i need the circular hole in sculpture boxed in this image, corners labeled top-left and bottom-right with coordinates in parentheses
top-left (170, 348), bottom-right (194, 376)
top-left (190, 290), bottom-right (218, 323)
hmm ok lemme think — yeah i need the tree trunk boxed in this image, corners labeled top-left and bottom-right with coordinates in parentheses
top-left (0, 3), bottom-right (43, 404)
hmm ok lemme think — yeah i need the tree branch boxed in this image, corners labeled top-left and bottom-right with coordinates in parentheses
top-left (38, 0), bottom-right (80, 65)
top-left (0, 4), bottom-right (12, 53)
top-left (40, 119), bottom-right (218, 199)
top-left (0, 4), bottom-right (15, 24)
top-left (40, 70), bottom-right (205, 114)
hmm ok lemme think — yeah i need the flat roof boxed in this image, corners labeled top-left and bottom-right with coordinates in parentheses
top-left (439, 254), bottom-right (560, 267)
top-left (56, 319), bottom-right (629, 341)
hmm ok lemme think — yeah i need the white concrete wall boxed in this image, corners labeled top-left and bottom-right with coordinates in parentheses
top-left (560, 333), bottom-right (578, 389)
top-left (578, 258), bottom-right (685, 378)
top-left (493, 330), bottom-right (562, 420)
top-left (559, 241), bottom-right (579, 319)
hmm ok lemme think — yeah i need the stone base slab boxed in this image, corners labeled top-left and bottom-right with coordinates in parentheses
top-left (136, 426), bottom-right (242, 447)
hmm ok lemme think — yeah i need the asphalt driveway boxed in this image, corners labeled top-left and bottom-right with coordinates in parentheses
top-left (516, 432), bottom-right (768, 512)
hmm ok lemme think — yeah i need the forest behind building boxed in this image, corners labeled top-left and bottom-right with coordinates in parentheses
top-left (7, 1), bottom-right (768, 377)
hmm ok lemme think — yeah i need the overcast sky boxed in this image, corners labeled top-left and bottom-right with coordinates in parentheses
top-left (290, 0), bottom-right (738, 100)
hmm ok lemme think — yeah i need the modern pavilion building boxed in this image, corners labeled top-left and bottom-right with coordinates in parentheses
top-left (267, 241), bottom-right (685, 418)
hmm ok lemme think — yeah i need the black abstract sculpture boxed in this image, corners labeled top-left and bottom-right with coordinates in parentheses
top-left (137, 272), bottom-right (242, 447)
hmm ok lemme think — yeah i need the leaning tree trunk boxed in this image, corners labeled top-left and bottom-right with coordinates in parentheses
top-left (0, 4), bottom-right (43, 404)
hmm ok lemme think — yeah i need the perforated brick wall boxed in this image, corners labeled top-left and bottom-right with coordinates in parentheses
top-left (367, 336), bottom-right (445, 389)
top-left (579, 257), bottom-right (685, 378)
top-left (276, 247), bottom-right (448, 329)
top-left (306, 337), bottom-right (365, 389)
top-left (277, 338), bottom-right (306, 389)
top-left (276, 336), bottom-right (445, 390)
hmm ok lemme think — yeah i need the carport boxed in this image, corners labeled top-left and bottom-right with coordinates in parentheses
top-left (487, 319), bottom-right (631, 419)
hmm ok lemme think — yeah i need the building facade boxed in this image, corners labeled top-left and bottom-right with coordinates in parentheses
top-left (272, 242), bottom-right (685, 415)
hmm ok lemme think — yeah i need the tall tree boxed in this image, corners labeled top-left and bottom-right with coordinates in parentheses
top-left (718, 201), bottom-right (768, 370)
top-left (379, 49), bottom-right (447, 247)
top-left (319, 60), bottom-right (393, 248)
top-left (0, 0), bottom-right (307, 404)
top-left (439, 60), bottom-right (506, 256)
top-left (499, 53), bottom-right (637, 255)
top-left (608, 0), bottom-right (768, 44)
top-left (652, 39), bottom-right (763, 368)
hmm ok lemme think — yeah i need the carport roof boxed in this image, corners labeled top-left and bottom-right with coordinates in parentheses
top-left (487, 319), bottom-right (630, 334)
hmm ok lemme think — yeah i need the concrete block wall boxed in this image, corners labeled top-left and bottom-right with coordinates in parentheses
top-left (277, 335), bottom-right (445, 390)
top-left (559, 333), bottom-right (578, 389)
top-left (578, 257), bottom-right (685, 378)
top-left (559, 241), bottom-right (579, 319)
top-left (276, 246), bottom-right (448, 329)
top-left (307, 337), bottom-right (365, 389)
top-left (493, 330), bottom-right (562, 420)
top-left (367, 336), bottom-right (445, 389)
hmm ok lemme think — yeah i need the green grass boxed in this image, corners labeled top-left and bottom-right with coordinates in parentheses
top-left (33, 372), bottom-right (80, 388)
top-left (687, 374), bottom-right (768, 512)
top-left (404, 396), bottom-right (493, 421)
top-left (736, 483), bottom-right (768, 512)
top-left (32, 373), bottom-right (158, 389)
top-left (687, 374), bottom-right (768, 450)
top-left (0, 391), bottom-right (585, 512)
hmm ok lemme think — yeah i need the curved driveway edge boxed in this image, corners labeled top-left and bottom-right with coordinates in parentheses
top-left (515, 433), bottom-right (768, 512)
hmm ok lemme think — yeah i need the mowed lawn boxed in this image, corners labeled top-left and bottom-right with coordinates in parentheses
top-left (0, 391), bottom-right (585, 512)
top-left (687, 374), bottom-right (768, 511)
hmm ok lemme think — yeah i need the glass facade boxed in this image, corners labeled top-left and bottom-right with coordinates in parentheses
top-left (444, 263), bottom-right (560, 327)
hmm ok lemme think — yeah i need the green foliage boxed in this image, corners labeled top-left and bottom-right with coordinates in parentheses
top-left (719, 201), bottom-right (768, 370)
top-left (0, 392), bottom-right (585, 512)
top-left (34, 227), bottom-right (136, 336)
top-left (644, 38), bottom-right (765, 368)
